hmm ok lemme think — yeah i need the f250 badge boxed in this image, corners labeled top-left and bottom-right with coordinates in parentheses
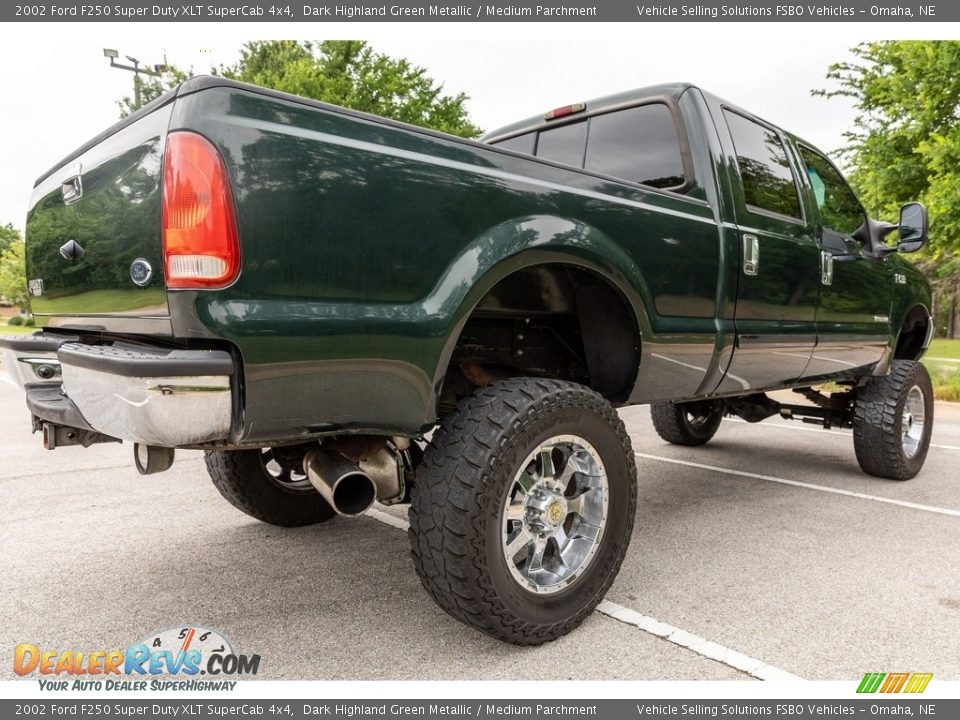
top-left (28, 279), bottom-right (43, 297)
top-left (894, 273), bottom-right (907, 284)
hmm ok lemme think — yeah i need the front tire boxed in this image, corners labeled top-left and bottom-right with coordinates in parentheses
top-left (409, 378), bottom-right (637, 645)
top-left (205, 448), bottom-right (336, 526)
top-left (650, 400), bottom-right (723, 446)
top-left (853, 360), bottom-right (934, 480)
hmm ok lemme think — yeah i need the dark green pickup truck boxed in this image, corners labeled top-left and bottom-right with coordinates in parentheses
top-left (2, 77), bottom-right (934, 644)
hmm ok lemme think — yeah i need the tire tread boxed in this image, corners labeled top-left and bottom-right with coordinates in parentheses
top-left (408, 378), bottom-right (637, 645)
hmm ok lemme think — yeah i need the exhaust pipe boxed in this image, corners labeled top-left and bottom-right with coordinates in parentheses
top-left (303, 449), bottom-right (376, 516)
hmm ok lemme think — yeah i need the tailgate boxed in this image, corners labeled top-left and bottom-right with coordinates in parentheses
top-left (25, 98), bottom-right (174, 334)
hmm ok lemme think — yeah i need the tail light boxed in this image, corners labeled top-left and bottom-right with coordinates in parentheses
top-left (162, 131), bottom-right (240, 289)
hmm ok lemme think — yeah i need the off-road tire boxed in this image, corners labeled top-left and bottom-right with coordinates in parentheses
top-left (650, 400), bottom-right (723, 446)
top-left (409, 378), bottom-right (637, 645)
top-left (853, 360), bottom-right (933, 481)
top-left (205, 449), bottom-right (336, 527)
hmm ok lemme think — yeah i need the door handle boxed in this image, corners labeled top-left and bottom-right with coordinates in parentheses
top-left (742, 234), bottom-right (759, 276)
top-left (61, 163), bottom-right (83, 205)
top-left (821, 251), bottom-right (834, 286)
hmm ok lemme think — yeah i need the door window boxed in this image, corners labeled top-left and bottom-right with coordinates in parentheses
top-left (798, 145), bottom-right (866, 238)
top-left (724, 110), bottom-right (802, 220)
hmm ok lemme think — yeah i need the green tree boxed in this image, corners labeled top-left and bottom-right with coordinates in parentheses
top-left (0, 222), bottom-right (20, 257)
top-left (817, 41), bottom-right (960, 335)
top-left (118, 62), bottom-right (190, 118)
top-left (219, 41), bottom-right (482, 138)
top-left (0, 240), bottom-right (27, 310)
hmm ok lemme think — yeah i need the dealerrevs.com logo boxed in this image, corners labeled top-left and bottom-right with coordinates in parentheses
top-left (14, 625), bottom-right (260, 691)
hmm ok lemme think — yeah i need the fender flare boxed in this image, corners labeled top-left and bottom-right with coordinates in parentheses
top-left (425, 215), bottom-right (654, 400)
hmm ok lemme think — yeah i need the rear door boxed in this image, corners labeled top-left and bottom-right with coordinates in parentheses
top-left (719, 109), bottom-right (821, 391)
top-left (795, 143), bottom-right (892, 377)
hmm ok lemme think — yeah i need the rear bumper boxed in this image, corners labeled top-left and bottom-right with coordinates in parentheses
top-left (0, 333), bottom-right (72, 388)
top-left (0, 334), bottom-right (235, 447)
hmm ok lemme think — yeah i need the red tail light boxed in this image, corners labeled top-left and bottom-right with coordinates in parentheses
top-left (162, 132), bottom-right (240, 289)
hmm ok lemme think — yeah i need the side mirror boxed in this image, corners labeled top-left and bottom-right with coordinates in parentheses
top-left (898, 202), bottom-right (928, 253)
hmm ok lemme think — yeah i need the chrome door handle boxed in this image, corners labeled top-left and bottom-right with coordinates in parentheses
top-left (61, 176), bottom-right (82, 204)
top-left (821, 251), bottom-right (834, 285)
top-left (61, 163), bottom-right (83, 205)
top-left (742, 234), bottom-right (759, 276)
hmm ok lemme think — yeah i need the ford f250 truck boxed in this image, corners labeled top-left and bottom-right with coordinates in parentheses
top-left (1, 77), bottom-right (934, 645)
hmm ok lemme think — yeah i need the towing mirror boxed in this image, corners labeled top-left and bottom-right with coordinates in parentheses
top-left (898, 202), bottom-right (928, 253)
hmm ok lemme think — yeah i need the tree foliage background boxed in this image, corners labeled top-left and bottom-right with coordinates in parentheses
top-left (0, 225), bottom-right (27, 310)
top-left (220, 41), bottom-right (482, 138)
top-left (121, 40), bottom-right (481, 138)
top-left (0, 223), bottom-right (20, 257)
top-left (818, 40), bottom-right (960, 335)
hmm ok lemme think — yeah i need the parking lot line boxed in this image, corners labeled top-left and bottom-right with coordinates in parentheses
top-left (363, 506), bottom-right (800, 681)
top-left (636, 452), bottom-right (960, 518)
top-left (594, 600), bottom-right (802, 682)
top-left (724, 416), bottom-right (960, 451)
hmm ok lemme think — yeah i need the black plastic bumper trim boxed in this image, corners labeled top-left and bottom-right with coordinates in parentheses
top-left (0, 333), bottom-right (79, 353)
top-left (57, 342), bottom-right (235, 378)
top-left (25, 384), bottom-right (96, 432)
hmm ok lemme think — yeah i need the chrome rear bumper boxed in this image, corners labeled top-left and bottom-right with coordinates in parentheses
top-left (57, 343), bottom-right (235, 447)
top-left (0, 334), bottom-right (235, 448)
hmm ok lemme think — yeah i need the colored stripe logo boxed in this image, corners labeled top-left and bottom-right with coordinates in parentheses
top-left (857, 672), bottom-right (932, 693)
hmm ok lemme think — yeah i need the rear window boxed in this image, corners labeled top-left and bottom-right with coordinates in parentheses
top-left (724, 109), bottom-right (802, 219)
top-left (585, 104), bottom-right (685, 189)
top-left (490, 102), bottom-right (689, 192)
top-left (536, 120), bottom-right (588, 168)
top-left (495, 132), bottom-right (535, 155)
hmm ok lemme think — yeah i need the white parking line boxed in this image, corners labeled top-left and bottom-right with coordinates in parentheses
top-left (636, 452), bottom-right (960, 518)
top-left (724, 416), bottom-right (960, 451)
top-left (594, 601), bottom-right (802, 682)
top-left (364, 506), bottom-right (801, 681)
top-left (365, 507), bottom-right (411, 531)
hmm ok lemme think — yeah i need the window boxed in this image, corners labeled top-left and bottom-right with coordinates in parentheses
top-left (585, 104), bottom-right (685, 189)
top-left (799, 145), bottom-right (865, 237)
top-left (490, 102), bottom-right (691, 191)
top-left (494, 132), bottom-right (535, 155)
top-left (536, 120), bottom-right (587, 168)
top-left (724, 110), bottom-right (802, 219)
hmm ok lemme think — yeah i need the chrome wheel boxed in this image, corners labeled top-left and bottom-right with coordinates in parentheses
top-left (501, 434), bottom-right (609, 595)
top-left (260, 448), bottom-right (313, 493)
top-left (901, 385), bottom-right (926, 459)
top-left (685, 408), bottom-right (715, 429)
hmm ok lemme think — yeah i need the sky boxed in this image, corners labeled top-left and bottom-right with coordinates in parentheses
top-left (0, 22), bottom-right (942, 232)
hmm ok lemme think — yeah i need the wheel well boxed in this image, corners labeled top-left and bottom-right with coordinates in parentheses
top-left (894, 306), bottom-right (931, 361)
top-left (438, 264), bottom-right (641, 412)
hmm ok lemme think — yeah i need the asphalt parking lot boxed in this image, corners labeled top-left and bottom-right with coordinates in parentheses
top-left (2, 368), bottom-right (959, 682)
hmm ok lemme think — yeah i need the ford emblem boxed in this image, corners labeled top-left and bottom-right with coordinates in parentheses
top-left (130, 258), bottom-right (153, 287)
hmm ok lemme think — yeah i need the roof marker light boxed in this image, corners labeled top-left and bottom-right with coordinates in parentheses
top-left (544, 103), bottom-right (586, 121)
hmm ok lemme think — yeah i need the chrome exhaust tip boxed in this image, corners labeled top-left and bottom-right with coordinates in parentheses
top-left (303, 449), bottom-right (376, 516)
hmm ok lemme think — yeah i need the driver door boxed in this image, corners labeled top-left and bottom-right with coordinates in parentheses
top-left (795, 144), bottom-right (892, 378)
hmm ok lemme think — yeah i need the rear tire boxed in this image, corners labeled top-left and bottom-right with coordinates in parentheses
top-left (650, 400), bottom-right (723, 446)
top-left (205, 448), bottom-right (336, 526)
top-left (409, 378), bottom-right (637, 645)
top-left (853, 360), bottom-right (933, 481)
